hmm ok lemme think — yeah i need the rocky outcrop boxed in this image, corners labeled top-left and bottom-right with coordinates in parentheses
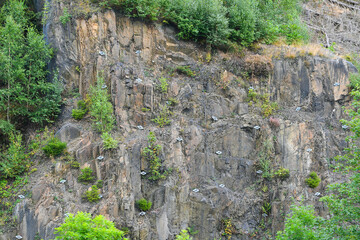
top-left (7, 2), bottom-right (357, 240)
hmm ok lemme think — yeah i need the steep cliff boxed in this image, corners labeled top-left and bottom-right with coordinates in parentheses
top-left (2, 1), bottom-right (358, 240)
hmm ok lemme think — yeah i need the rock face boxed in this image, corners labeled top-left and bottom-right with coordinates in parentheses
top-left (9, 2), bottom-right (357, 240)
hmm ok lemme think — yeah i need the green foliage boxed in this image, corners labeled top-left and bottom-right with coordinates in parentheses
top-left (305, 172), bottom-right (320, 188)
top-left (85, 185), bottom-right (100, 202)
top-left (152, 105), bottom-right (172, 128)
top-left (262, 202), bottom-right (272, 215)
top-left (0, 132), bottom-right (28, 179)
top-left (141, 132), bottom-right (170, 180)
top-left (88, 74), bottom-right (115, 133)
top-left (136, 198), bottom-right (152, 211)
top-left (101, 132), bottom-right (118, 150)
top-left (0, 1), bottom-right (62, 127)
top-left (167, 97), bottom-right (178, 106)
top-left (176, 66), bottom-right (195, 77)
top-left (54, 212), bottom-right (127, 239)
top-left (78, 167), bottom-right (95, 183)
top-left (0, 176), bottom-right (28, 225)
top-left (247, 89), bottom-right (279, 117)
top-left (72, 100), bottom-right (88, 120)
top-left (274, 167), bottom-right (290, 180)
top-left (257, 139), bottom-right (274, 179)
top-left (276, 204), bottom-right (324, 240)
top-left (158, 77), bottom-right (168, 93)
top-left (42, 137), bottom-right (67, 157)
top-left (70, 161), bottom-right (80, 169)
top-left (96, 180), bottom-right (103, 189)
top-left (59, 7), bottom-right (71, 25)
top-left (91, 0), bottom-right (307, 46)
top-left (176, 229), bottom-right (192, 240)
top-left (0, 120), bottom-right (14, 137)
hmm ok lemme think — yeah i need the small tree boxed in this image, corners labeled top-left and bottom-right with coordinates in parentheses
top-left (54, 212), bottom-right (127, 240)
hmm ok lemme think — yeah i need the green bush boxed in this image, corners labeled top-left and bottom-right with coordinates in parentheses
top-left (136, 198), bottom-right (152, 211)
top-left (85, 185), bottom-right (100, 202)
top-left (152, 105), bottom-right (172, 128)
top-left (59, 7), bottom-right (71, 25)
top-left (176, 66), bottom-right (195, 77)
top-left (176, 230), bottom-right (192, 240)
top-left (158, 77), bottom-right (168, 93)
top-left (96, 180), bottom-right (103, 188)
top-left (101, 132), bottom-right (118, 150)
top-left (88, 74), bottom-right (115, 133)
top-left (70, 161), bottom-right (80, 169)
top-left (305, 172), bottom-right (321, 188)
top-left (54, 212), bottom-right (127, 239)
top-left (72, 100), bottom-right (88, 120)
top-left (0, 132), bottom-right (28, 179)
top-left (78, 167), bottom-right (95, 183)
top-left (274, 167), bottom-right (290, 180)
top-left (42, 137), bottom-right (67, 157)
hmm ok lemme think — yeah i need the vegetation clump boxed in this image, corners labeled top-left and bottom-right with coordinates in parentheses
top-left (176, 229), bottom-right (192, 240)
top-left (274, 167), bottom-right (290, 180)
top-left (91, 0), bottom-right (308, 47)
top-left (101, 132), bottom-right (118, 150)
top-left (54, 212), bottom-right (127, 239)
top-left (84, 185), bottom-right (100, 202)
top-left (42, 137), bottom-right (67, 157)
top-left (136, 198), bottom-right (152, 211)
top-left (305, 172), bottom-right (320, 188)
top-left (152, 105), bottom-right (172, 128)
top-left (72, 100), bottom-right (88, 120)
top-left (141, 132), bottom-right (171, 180)
top-left (176, 66), bottom-right (196, 77)
top-left (78, 167), bottom-right (95, 183)
top-left (158, 77), bottom-right (168, 93)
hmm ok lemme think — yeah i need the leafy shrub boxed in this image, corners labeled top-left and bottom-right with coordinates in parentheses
top-left (305, 172), bottom-right (320, 188)
top-left (0, 132), bottom-right (28, 179)
top-left (78, 167), bottom-right (95, 183)
top-left (88, 74), bottom-right (115, 133)
top-left (136, 198), bottom-right (152, 211)
top-left (152, 105), bottom-right (172, 128)
top-left (101, 132), bottom-right (118, 150)
top-left (85, 185), bottom-right (100, 202)
top-left (72, 100), bottom-right (88, 120)
top-left (42, 137), bottom-right (67, 157)
top-left (59, 7), bottom-right (71, 25)
top-left (158, 77), bottom-right (168, 93)
top-left (96, 180), bottom-right (103, 188)
top-left (176, 229), bottom-right (192, 240)
top-left (70, 161), bottom-right (80, 169)
top-left (54, 212), bottom-right (127, 239)
top-left (262, 202), bottom-right (272, 215)
top-left (275, 167), bottom-right (290, 180)
top-left (176, 66), bottom-right (195, 77)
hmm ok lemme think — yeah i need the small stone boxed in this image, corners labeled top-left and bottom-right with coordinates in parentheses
top-left (256, 170), bottom-right (263, 174)
top-left (342, 125), bottom-right (349, 129)
top-left (176, 137), bottom-right (183, 142)
top-left (135, 50), bottom-right (141, 54)
top-left (296, 107), bottom-right (301, 112)
top-left (101, 84), bottom-right (107, 89)
top-left (137, 125), bottom-right (144, 130)
top-left (139, 211), bottom-right (146, 216)
top-left (192, 188), bottom-right (199, 193)
top-left (211, 116), bottom-right (218, 121)
top-left (219, 184), bottom-right (225, 188)
top-left (315, 192), bottom-right (321, 197)
top-left (59, 179), bottom-right (66, 184)
top-left (333, 82), bottom-right (340, 86)
top-left (64, 213), bottom-right (70, 218)
top-left (18, 195), bottom-right (25, 199)
top-left (215, 151), bottom-right (222, 155)
top-left (262, 213), bottom-right (268, 217)
top-left (253, 126), bottom-right (260, 130)
top-left (97, 155), bottom-right (105, 161)
top-left (99, 51), bottom-right (106, 56)
top-left (140, 171), bottom-right (147, 176)
top-left (99, 194), bottom-right (103, 199)
top-left (306, 148), bottom-right (312, 152)
top-left (15, 235), bottom-right (23, 239)
top-left (135, 78), bottom-right (142, 84)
